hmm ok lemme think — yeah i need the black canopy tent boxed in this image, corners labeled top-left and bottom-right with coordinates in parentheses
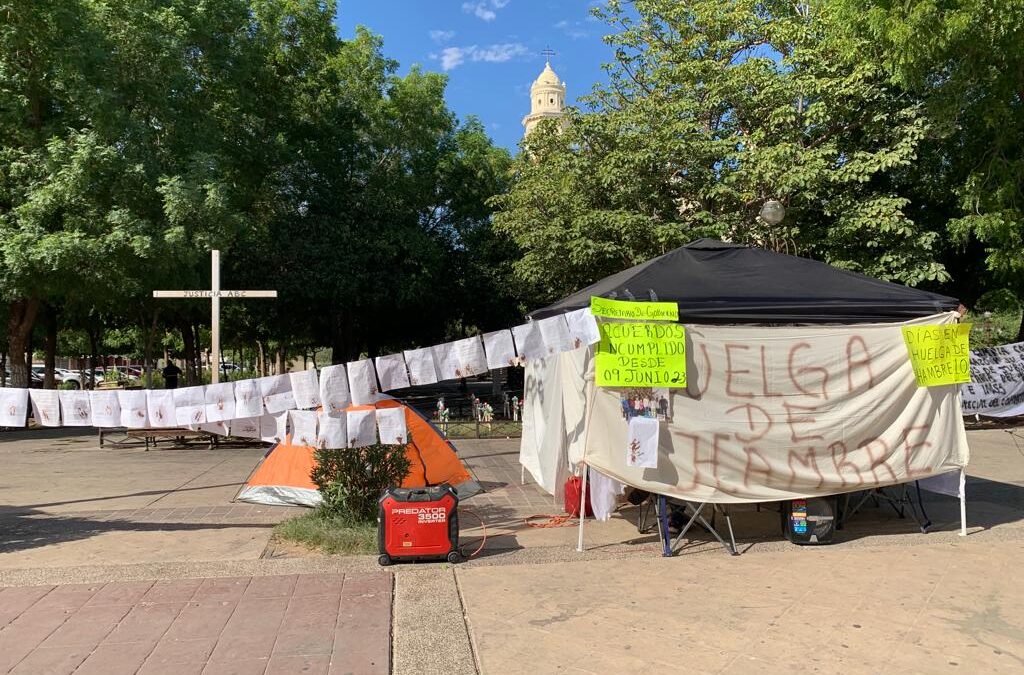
top-left (529, 239), bottom-right (959, 323)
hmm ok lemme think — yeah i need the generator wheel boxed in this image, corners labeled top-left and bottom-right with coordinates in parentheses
top-left (446, 551), bottom-right (461, 564)
top-left (377, 554), bottom-right (392, 567)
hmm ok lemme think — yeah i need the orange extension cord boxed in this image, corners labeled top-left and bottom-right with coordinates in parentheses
top-left (524, 514), bottom-right (578, 528)
top-left (458, 508), bottom-right (488, 559)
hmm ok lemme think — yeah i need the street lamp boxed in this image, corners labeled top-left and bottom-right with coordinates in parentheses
top-left (759, 199), bottom-right (786, 225)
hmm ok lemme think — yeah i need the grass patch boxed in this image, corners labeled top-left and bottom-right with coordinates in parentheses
top-left (272, 510), bottom-right (377, 555)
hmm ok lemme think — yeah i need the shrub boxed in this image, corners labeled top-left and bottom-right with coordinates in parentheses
top-left (311, 440), bottom-right (411, 522)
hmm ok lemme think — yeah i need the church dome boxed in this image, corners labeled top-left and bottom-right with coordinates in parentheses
top-left (533, 61), bottom-right (563, 88)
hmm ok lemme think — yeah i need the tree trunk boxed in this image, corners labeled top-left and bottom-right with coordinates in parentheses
top-left (181, 322), bottom-right (197, 385)
top-left (7, 297), bottom-right (40, 388)
top-left (142, 308), bottom-right (159, 389)
top-left (0, 351), bottom-right (7, 387)
top-left (87, 326), bottom-right (100, 388)
top-left (1017, 309), bottom-right (1024, 343)
top-left (193, 322), bottom-right (203, 381)
top-left (256, 340), bottom-right (266, 377)
top-left (330, 311), bottom-right (355, 364)
top-left (43, 317), bottom-right (57, 389)
top-left (274, 344), bottom-right (284, 375)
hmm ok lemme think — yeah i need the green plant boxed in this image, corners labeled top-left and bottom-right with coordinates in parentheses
top-left (312, 440), bottom-right (411, 522)
top-left (272, 511), bottom-right (377, 555)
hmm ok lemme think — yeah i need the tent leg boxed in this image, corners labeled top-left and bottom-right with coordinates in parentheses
top-left (576, 465), bottom-right (588, 552)
top-left (959, 468), bottom-right (967, 537)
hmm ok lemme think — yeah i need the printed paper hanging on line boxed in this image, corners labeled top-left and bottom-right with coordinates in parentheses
top-left (29, 390), bottom-right (61, 427)
top-left (625, 416), bottom-right (659, 468)
top-left (595, 322), bottom-right (687, 388)
top-left (483, 329), bottom-right (517, 370)
top-left (537, 315), bottom-right (574, 356)
top-left (590, 296), bottom-right (678, 322)
top-left (347, 408), bottom-right (377, 448)
top-left (0, 388), bottom-right (28, 427)
top-left (433, 337), bottom-right (487, 381)
top-left (346, 359), bottom-right (379, 406)
top-left (319, 364), bottom-right (351, 412)
top-left (59, 390), bottom-right (92, 427)
top-left (902, 324), bottom-right (972, 387)
top-left (511, 322), bottom-right (546, 363)
top-left (146, 390), bottom-right (176, 428)
top-left (234, 379), bottom-right (264, 418)
top-left (229, 417), bottom-right (261, 439)
top-left (375, 353), bottom-right (411, 392)
top-left (118, 390), bottom-right (150, 429)
top-left (191, 421), bottom-right (228, 436)
top-left (404, 347), bottom-right (439, 386)
top-left (259, 412), bottom-right (288, 443)
top-left (89, 390), bottom-right (120, 427)
top-left (173, 386), bottom-right (207, 426)
top-left (376, 407), bottom-right (408, 445)
top-left (564, 308), bottom-right (601, 348)
top-left (258, 375), bottom-right (295, 413)
top-left (204, 382), bottom-right (235, 422)
top-left (289, 369), bottom-right (321, 409)
top-left (289, 410), bottom-right (319, 446)
top-left (317, 412), bottom-right (347, 449)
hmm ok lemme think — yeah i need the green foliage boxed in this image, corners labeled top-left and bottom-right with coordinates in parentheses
top-left (311, 441), bottom-right (411, 522)
top-left (272, 511), bottom-right (377, 555)
top-left (493, 0), bottom-right (949, 301)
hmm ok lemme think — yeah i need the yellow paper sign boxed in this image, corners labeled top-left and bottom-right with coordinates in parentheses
top-left (595, 322), bottom-right (687, 388)
top-left (901, 324), bottom-right (972, 387)
top-left (590, 296), bottom-right (678, 322)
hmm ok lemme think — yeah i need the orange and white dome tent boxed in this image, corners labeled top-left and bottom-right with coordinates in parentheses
top-left (236, 397), bottom-right (481, 507)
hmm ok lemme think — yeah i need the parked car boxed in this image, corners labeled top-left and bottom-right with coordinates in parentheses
top-left (3, 369), bottom-right (44, 388)
top-left (55, 368), bottom-right (84, 389)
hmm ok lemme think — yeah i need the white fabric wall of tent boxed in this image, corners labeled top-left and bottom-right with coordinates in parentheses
top-left (520, 312), bottom-right (973, 550)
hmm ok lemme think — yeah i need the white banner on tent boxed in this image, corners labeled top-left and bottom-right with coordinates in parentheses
top-left (404, 347), bottom-right (439, 386)
top-left (289, 410), bottom-right (319, 446)
top-left (234, 378), bottom-right (264, 418)
top-left (961, 341), bottom-right (1024, 417)
top-left (537, 314), bottom-right (574, 356)
top-left (319, 364), bottom-right (351, 413)
top-left (347, 359), bottom-right (379, 406)
top-left (512, 321), bottom-right (546, 363)
top-left (317, 412), bottom-right (347, 449)
top-left (289, 369), bottom-right (321, 409)
top-left (534, 313), bottom-right (970, 504)
top-left (259, 375), bottom-right (295, 414)
top-left (347, 408), bottom-right (376, 448)
top-left (376, 353), bottom-right (411, 392)
top-left (29, 390), bottom-right (61, 427)
top-left (483, 330), bottom-right (517, 370)
top-left (59, 390), bottom-right (92, 427)
top-left (173, 386), bottom-right (206, 426)
top-left (204, 382), bottom-right (235, 422)
top-left (118, 390), bottom-right (149, 429)
top-left (376, 407), bottom-right (408, 445)
top-left (146, 390), bottom-right (176, 428)
top-left (89, 390), bottom-right (120, 428)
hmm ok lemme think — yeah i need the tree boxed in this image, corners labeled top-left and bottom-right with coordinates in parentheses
top-left (493, 0), bottom-right (949, 302)
top-left (831, 0), bottom-right (1024, 337)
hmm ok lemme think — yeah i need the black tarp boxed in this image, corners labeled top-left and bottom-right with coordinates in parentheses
top-left (529, 239), bottom-right (959, 324)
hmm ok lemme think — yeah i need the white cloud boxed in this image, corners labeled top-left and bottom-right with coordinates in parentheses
top-left (432, 43), bottom-right (529, 71)
top-left (555, 18), bottom-right (590, 40)
top-left (429, 29), bottom-right (456, 43)
top-left (462, 0), bottom-right (510, 22)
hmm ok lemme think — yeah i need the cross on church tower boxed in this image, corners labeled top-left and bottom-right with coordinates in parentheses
top-left (541, 46), bottom-right (557, 61)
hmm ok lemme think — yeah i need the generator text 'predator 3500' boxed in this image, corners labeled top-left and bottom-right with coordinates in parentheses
top-left (378, 484), bottom-right (460, 565)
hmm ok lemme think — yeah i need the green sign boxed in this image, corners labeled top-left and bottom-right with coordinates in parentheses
top-left (590, 296), bottom-right (678, 322)
top-left (595, 322), bottom-right (687, 388)
top-left (901, 324), bottom-right (972, 387)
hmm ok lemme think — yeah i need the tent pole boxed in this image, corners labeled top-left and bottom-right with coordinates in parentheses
top-left (958, 468), bottom-right (967, 536)
top-left (576, 462), bottom-right (588, 552)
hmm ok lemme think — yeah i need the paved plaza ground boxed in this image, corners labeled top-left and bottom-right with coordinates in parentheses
top-left (1, 425), bottom-right (1023, 673)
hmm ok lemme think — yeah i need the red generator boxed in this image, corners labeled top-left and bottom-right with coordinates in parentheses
top-left (377, 484), bottom-right (460, 565)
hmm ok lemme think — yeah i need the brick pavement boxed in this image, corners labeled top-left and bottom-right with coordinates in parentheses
top-left (0, 572), bottom-right (391, 675)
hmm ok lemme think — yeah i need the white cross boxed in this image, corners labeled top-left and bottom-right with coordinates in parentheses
top-left (153, 250), bottom-right (277, 384)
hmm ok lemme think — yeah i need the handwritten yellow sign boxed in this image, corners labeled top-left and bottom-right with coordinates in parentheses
top-left (901, 324), bottom-right (972, 387)
top-left (590, 296), bottom-right (678, 322)
top-left (595, 322), bottom-right (687, 388)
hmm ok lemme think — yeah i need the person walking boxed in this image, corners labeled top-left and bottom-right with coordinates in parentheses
top-left (162, 360), bottom-right (182, 389)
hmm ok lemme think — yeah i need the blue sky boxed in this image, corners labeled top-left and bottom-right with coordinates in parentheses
top-left (334, 1), bottom-right (613, 152)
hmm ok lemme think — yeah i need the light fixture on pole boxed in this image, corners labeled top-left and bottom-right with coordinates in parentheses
top-left (759, 199), bottom-right (786, 225)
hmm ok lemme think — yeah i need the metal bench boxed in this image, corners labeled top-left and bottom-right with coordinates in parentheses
top-left (97, 427), bottom-right (215, 451)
